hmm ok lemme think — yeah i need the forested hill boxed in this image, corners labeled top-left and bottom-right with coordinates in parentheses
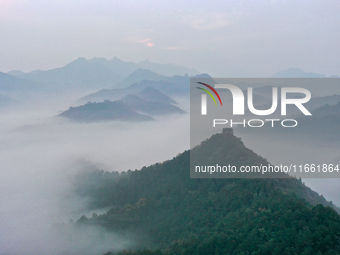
top-left (73, 128), bottom-right (340, 255)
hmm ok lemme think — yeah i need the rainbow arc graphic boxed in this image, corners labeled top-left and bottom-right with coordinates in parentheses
top-left (196, 82), bottom-right (222, 106)
top-left (196, 82), bottom-right (222, 115)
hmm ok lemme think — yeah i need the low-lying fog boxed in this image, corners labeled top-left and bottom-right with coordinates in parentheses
top-left (1, 94), bottom-right (339, 254)
top-left (0, 96), bottom-right (190, 255)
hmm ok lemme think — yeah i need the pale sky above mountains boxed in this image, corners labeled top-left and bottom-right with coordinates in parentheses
top-left (0, 0), bottom-right (339, 77)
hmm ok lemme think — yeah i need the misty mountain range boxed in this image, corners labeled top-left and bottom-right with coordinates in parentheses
top-left (135, 86), bottom-right (176, 104)
top-left (2, 57), bottom-right (339, 111)
top-left (0, 71), bottom-right (43, 95)
top-left (240, 85), bottom-right (340, 117)
top-left (2, 60), bottom-right (339, 99)
top-left (114, 68), bottom-right (168, 89)
top-left (7, 57), bottom-right (199, 90)
top-left (77, 72), bottom-right (211, 104)
top-left (238, 96), bottom-right (340, 143)
top-left (59, 87), bottom-right (185, 122)
top-left (2, 59), bottom-right (340, 254)
top-left (2, 59), bottom-right (340, 130)
top-left (121, 94), bottom-right (184, 116)
top-left (273, 68), bottom-right (339, 78)
top-left (292, 101), bottom-right (340, 137)
top-left (59, 100), bottom-right (154, 123)
top-left (0, 94), bottom-right (19, 109)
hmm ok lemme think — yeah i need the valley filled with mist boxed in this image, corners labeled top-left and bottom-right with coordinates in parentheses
top-left (0, 58), bottom-right (192, 254)
top-left (1, 57), bottom-right (340, 254)
top-left (2, 1), bottom-right (340, 254)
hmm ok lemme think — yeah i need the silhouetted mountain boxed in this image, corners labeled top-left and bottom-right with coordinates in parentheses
top-left (77, 80), bottom-right (177, 104)
top-left (121, 94), bottom-right (185, 116)
top-left (310, 101), bottom-right (340, 117)
top-left (77, 85), bottom-right (179, 105)
top-left (293, 101), bottom-right (340, 136)
top-left (241, 100), bottom-right (340, 142)
top-left (76, 73), bottom-right (211, 104)
top-left (72, 128), bottom-right (340, 254)
top-left (306, 94), bottom-right (340, 110)
top-left (7, 70), bottom-right (26, 76)
top-left (119, 73), bottom-right (211, 99)
top-left (0, 72), bottom-right (42, 93)
top-left (114, 68), bottom-right (168, 88)
top-left (88, 57), bottom-right (138, 77)
top-left (58, 101), bottom-right (154, 122)
top-left (87, 57), bottom-right (199, 77)
top-left (137, 87), bottom-right (176, 104)
top-left (129, 79), bottom-right (181, 95)
top-left (241, 85), bottom-right (340, 117)
top-left (10, 58), bottom-right (123, 90)
top-left (8, 57), bottom-right (200, 90)
top-left (138, 59), bottom-right (199, 76)
top-left (129, 73), bottom-right (212, 96)
top-left (77, 87), bottom-right (138, 104)
top-left (273, 68), bottom-right (339, 78)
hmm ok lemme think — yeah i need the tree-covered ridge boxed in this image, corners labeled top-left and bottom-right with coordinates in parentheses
top-left (106, 202), bottom-right (340, 255)
top-left (72, 129), bottom-right (340, 254)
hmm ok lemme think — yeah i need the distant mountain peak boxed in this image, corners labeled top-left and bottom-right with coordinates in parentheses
top-left (7, 70), bottom-right (26, 76)
top-left (7, 57), bottom-right (200, 91)
top-left (192, 73), bottom-right (212, 78)
top-left (133, 68), bottom-right (159, 75)
top-left (88, 57), bottom-right (109, 63)
top-left (120, 92), bottom-right (185, 116)
top-left (64, 57), bottom-right (88, 67)
top-left (137, 86), bottom-right (177, 104)
top-left (139, 59), bottom-right (151, 63)
top-left (75, 57), bottom-right (87, 62)
top-left (273, 68), bottom-right (338, 78)
top-left (121, 94), bottom-right (143, 102)
top-left (114, 68), bottom-right (167, 88)
top-left (137, 59), bottom-right (199, 76)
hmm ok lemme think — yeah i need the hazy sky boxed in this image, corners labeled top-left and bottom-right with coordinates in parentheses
top-left (0, 0), bottom-right (339, 76)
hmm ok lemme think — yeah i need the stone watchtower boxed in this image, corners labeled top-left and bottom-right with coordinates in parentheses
top-left (222, 128), bottom-right (233, 136)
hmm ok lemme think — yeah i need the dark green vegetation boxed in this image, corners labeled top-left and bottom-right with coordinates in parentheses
top-left (72, 129), bottom-right (340, 254)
